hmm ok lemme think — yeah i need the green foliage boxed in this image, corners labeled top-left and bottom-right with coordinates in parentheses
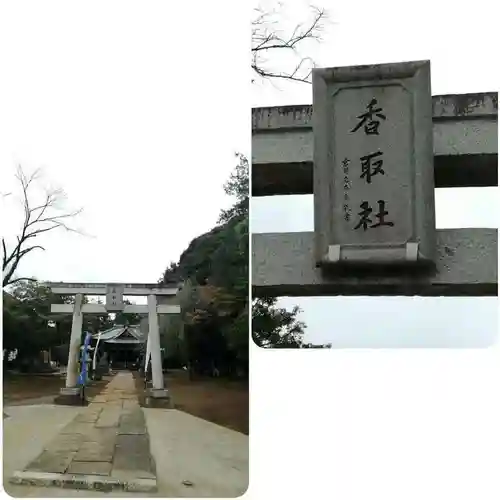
top-left (159, 151), bottom-right (328, 368)
top-left (252, 297), bottom-right (331, 348)
top-left (113, 299), bottom-right (142, 326)
top-left (3, 280), bottom-right (116, 367)
top-left (160, 215), bottom-right (249, 375)
top-left (218, 154), bottom-right (249, 224)
top-left (252, 297), bottom-right (305, 348)
top-left (159, 154), bottom-right (249, 376)
top-left (3, 281), bottom-right (68, 360)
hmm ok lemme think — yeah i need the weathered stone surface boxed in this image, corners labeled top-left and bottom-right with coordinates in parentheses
top-left (123, 477), bottom-right (157, 491)
top-left (113, 434), bottom-right (155, 478)
top-left (11, 372), bottom-right (159, 493)
top-left (90, 396), bottom-right (107, 403)
top-left (252, 93), bottom-right (498, 195)
top-left (112, 455), bottom-right (156, 479)
top-left (88, 403), bottom-right (105, 411)
top-left (118, 425), bottom-right (146, 435)
top-left (74, 412), bottom-right (100, 423)
top-left (80, 407), bottom-right (103, 417)
top-left (142, 395), bottom-right (173, 408)
top-left (115, 434), bottom-right (150, 455)
top-left (313, 61), bottom-right (436, 268)
top-left (118, 408), bottom-right (147, 434)
top-left (90, 479), bottom-right (118, 492)
top-left (26, 450), bottom-right (76, 474)
top-left (74, 442), bottom-right (114, 462)
top-left (85, 427), bottom-right (118, 444)
top-left (60, 422), bottom-right (94, 435)
top-left (252, 229), bottom-right (498, 297)
top-left (123, 400), bottom-right (140, 410)
top-left (46, 433), bottom-right (84, 452)
top-left (119, 421), bottom-right (146, 434)
top-left (67, 461), bottom-right (112, 476)
top-left (122, 408), bottom-right (144, 421)
top-left (54, 393), bottom-right (88, 406)
top-left (95, 411), bottom-right (121, 428)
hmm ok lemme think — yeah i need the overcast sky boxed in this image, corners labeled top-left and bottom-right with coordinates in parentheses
top-left (251, 0), bottom-right (499, 348)
top-left (0, 1), bottom-right (248, 295)
top-left (0, 1), bottom-right (498, 348)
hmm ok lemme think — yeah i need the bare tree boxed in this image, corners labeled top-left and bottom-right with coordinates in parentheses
top-left (252, 2), bottom-right (327, 83)
top-left (2, 166), bottom-right (83, 288)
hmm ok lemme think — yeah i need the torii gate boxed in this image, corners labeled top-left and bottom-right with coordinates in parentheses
top-left (252, 61), bottom-right (497, 297)
top-left (46, 281), bottom-right (181, 404)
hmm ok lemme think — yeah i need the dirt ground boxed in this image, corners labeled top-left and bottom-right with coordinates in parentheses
top-left (4, 370), bottom-right (249, 435)
top-left (3, 372), bottom-right (111, 406)
top-left (133, 369), bottom-right (249, 435)
top-left (165, 370), bottom-right (249, 435)
top-left (3, 374), bottom-right (64, 403)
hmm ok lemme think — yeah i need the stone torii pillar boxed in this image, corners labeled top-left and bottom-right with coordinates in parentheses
top-left (147, 294), bottom-right (165, 397)
top-left (47, 282), bottom-right (181, 405)
top-left (65, 293), bottom-right (84, 390)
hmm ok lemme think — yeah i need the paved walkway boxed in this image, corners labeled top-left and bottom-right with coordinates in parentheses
top-left (9, 372), bottom-right (157, 493)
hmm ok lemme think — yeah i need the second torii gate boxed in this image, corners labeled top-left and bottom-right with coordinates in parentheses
top-left (46, 281), bottom-right (181, 405)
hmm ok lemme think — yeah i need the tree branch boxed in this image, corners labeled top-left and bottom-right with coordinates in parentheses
top-left (2, 238), bottom-right (7, 267)
top-left (6, 277), bottom-right (38, 286)
top-left (252, 4), bottom-right (326, 84)
top-left (3, 165), bottom-right (83, 288)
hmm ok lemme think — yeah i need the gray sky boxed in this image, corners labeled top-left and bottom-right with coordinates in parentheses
top-left (251, 0), bottom-right (499, 347)
top-left (0, 1), bottom-right (247, 294)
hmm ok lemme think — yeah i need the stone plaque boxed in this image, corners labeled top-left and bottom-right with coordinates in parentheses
top-left (312, 60), bottom-right (436, 267)
top-left (106, 284), bottom-right (124, 312)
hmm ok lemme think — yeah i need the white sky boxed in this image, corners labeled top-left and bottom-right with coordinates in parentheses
top-left (0, 1), bottom-right (248, 288)
top-left (251, 0), bottom-right (499, 347)
top-left (0, 1), bottom-right (498, 348)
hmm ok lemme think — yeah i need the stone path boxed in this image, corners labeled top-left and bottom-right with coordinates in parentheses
top-left (9, 372), bottom-right (157, 493)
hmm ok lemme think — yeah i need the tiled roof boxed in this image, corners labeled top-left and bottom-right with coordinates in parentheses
top-left (93, 325), bottom-right (145, 343)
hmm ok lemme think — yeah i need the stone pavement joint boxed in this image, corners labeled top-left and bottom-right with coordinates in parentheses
top-left (9, 372), bottom-right (158, 493)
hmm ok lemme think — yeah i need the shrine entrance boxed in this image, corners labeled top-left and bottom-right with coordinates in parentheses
top-left (107, 347), bottom-right (138, 369)
top-left (46, 281), bottom-right (181, 406)
top-left (93, 325), bottom-right (145, 370)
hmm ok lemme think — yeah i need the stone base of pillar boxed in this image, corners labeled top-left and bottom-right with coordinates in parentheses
top-left (143, 388), bottom-right (173, 408)
top-left (54, 387), bottom-right (88, 406)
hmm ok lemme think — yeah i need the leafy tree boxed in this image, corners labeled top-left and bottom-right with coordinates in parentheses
top-left (113, 299), bottom-right (142, 326)
top-left (159, 261), bottom-right (181, 283)
top-left (159, 154), bottom-right (249, 377)
top-left (252, 297), bottom-right (331, 348)
top-left (3, 280), bottom-right (72, 369)
top-left (252, 297), bottom-right (305, 348)
top-left (218, 154), bottom-right (249, 224)
top-left (302, 342), bottom-right (332, 348)
top-left (2, 279), bottom-right (132, 371)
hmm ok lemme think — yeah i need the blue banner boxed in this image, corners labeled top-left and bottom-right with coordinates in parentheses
top-left (77, 332), bottom-right (92, 386)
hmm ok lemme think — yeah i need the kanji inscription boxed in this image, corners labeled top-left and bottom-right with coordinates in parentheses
top-left (312, 60), bottom-right (436, 266)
